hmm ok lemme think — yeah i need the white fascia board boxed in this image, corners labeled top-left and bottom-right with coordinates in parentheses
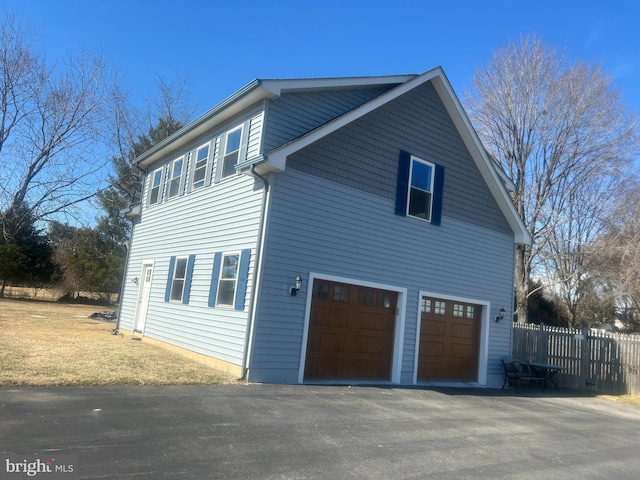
top-left (259, 75), bottom-right (415, 96)
top-left (429, 74), bottom-right (532, 246)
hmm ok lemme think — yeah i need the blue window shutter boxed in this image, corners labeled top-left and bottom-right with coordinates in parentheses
top-left (431, 164), bottom-right (445, 226)
top-left (182, 254), bottom-right (196, 304)
top-left (395, 150), bottom-right (411, 216)
top-left (165, 256), bottom-right (176, 302)
top-left (208, 252), bottom-right (222, 307)
top-left (234, 249), bottom-right (251, 311)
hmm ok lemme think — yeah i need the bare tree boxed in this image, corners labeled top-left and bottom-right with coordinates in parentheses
top-left (589, 183), bottom-right (640, 330)
top-left (542, 170), bottom-right (625, 326)
top-left (0, 13), bottom-right (117, 236)
top-left (465, 35), bottom-right (639, 323)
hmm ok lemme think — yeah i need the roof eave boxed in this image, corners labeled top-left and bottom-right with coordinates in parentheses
top-left (136, 79), bottom-right (268, 168)
top-left (136, 75), bottom-right (416, 169)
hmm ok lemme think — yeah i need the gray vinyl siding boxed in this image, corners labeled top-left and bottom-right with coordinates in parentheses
top-left (119, 173), bottom-right (264, 366)
top-left (249, 169), bottom-right (515, 385)
top-left (262, 86), bottom-right (397, 152)
top-left (286, 80), bottom-right (512, 235)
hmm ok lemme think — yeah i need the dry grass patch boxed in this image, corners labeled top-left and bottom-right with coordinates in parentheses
top-left (0, 298), bottom-right (236, 386)
top-left (598, 395), bottom-right (640, 407)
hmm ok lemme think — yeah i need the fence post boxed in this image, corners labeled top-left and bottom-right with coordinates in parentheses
top-left (540, 323), bottom-right (549, 362)
top-left (580, 324), bottom-right (590, 388)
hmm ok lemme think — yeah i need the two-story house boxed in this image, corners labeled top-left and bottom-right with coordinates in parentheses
top-left (117, 67), bottom-right (530, 387)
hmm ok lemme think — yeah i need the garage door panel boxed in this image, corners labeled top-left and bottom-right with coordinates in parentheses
top-left (305, 280), bottom-right (397, 381)
top-left (304, 357), bottom-right (343, 380)
top-left (311, 309), bottom-right (350, 329)
top-left (451, 321), bottom-right (476, 339)
top-left (306, 332), bottom-right (346, 353)
top-left (424, 319), bottom-right (447, 336)
top-left (354, 334), bottom-right (392, 354)
top-left (450, 342), bottom-right (476, 358)
top-left (422, 341), bottom-right (444, 357)
top-left (356, 312), bottom-right (393, 332)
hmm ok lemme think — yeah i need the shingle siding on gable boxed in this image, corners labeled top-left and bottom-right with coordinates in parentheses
top-left (285, 81), bottom-right (512, 235)
top-left (263, 86), bottom-right (396, 152)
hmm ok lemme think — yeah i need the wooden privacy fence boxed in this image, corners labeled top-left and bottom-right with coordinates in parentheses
top-left (512, 323), bottom-right (640, 395)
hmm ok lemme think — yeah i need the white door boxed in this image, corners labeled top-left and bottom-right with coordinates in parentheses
top-left (133, 264), bottom-right (153, 333)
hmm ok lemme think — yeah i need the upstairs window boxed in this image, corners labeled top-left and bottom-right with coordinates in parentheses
top-left (149, 168), bottom-right (163, 205)
top-left (168, 157), bottom-right (184, 198)
top-left (408, 157), bottom-right (435, 221)
top-left (221, 126), bottom-right (242, 179)
top-left (192, 143), bottom-right (210, 189)
top-left (395, 150), bottom-right (445, 226)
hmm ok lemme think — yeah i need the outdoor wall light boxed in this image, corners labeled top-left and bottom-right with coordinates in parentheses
top-left (132, 277), bottom-right (139, 285)
top-left (495, 308), bottom-right (506, 322)
top-left (289, 276), bottom-right (303, 296)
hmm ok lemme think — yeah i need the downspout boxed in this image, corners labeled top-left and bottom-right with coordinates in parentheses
top-left (238, 164), bottom-right (270, 381)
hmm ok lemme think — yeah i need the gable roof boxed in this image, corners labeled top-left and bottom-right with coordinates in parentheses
top-left (261, 67), bottom-right (531, 245)
top-left (135, 75), bottom-right (413, 168)
top-left (136, 68), bottom-right (530, 245)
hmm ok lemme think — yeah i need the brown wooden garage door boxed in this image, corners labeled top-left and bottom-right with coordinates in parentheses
top-left (417, 296), bottom-right (481, 382)
top-left (304, 279), bottom-right (398, 381)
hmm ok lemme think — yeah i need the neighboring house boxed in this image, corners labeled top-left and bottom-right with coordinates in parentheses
top-left (118, 67), bottom-right (531, 387)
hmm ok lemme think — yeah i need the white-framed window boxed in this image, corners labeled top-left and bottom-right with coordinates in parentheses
top-left (168, 156), bottom-right (184, 198)
top-left (407, 156), bottom-right (435, 221)
top-left (221, 126), bottom-right (243, 179)
top-left (149, 168), bottom-right (163, 205)
top-left (170, 257), bottom-right (188, 302)
top-left (192, 142), bottom-right (210, 189)
top-left (216, 252), bottom-right (240, 306)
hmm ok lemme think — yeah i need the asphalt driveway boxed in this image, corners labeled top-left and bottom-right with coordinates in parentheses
top-left (1, 385), bottom-right (639, 479)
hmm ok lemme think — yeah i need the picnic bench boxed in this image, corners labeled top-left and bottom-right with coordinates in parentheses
top-left (501, 358), bottom-right (546, 393)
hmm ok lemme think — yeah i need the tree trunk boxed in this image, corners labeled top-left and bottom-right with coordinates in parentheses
top-left (515, 245), bottom-right (530, 323)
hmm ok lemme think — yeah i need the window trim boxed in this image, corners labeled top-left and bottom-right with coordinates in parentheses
top-left (169, 256), bottom-right (188, 303)
top-left (216, 251), bottom-right (241, 307)
top-left (165, 255), bottom-right (195, 304)
top-left (168, 155), bottom-right (185, 198)
top-left (407, 155), bottom-right (435, 222)
top-left (395, 150), bottom-right (444, 226)
top-left (148, 167), bottom-right (164, 205)
top-left (191, 142), bottom-right (211, 190)
top-left (208, 249), bottom-right (251, 310)
top-left (220, 125), bottom-right (244, 179)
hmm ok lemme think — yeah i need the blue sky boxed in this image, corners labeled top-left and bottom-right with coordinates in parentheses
top-left (3, 0), bottom-right (639, 119)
